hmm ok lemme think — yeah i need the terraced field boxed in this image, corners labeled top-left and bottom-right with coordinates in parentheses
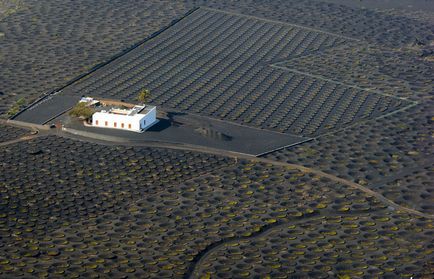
top-left (195, 0), bottom-right (434, 48)
top-left (0, 123), bottom-right (28, 143)
top-left (1, 1), bottom-right (433, 278)
top-left (0, 0), bottom-right (189, 116)
top-left (4, 135), bottom-right (429, 278)
top-left (192, 212), bottom-right (434, 278)
top-left (274, 41), bottom-right (433, 99)
top-left (0, 0), bottom-right (23, 20)
top-left (0, 136), bottom-right (232, 234)
top-left (18, 8), bottom-right (410, 138)
top-left (2, 0), bottom-right (433, 118)
top-left (266, 101), bottom-right (434, 215)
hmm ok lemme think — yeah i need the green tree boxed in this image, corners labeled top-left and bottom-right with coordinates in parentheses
top-left (69, 102), bottom-right (94, 120)
top-left (137, 89), bottom-right (151, 104)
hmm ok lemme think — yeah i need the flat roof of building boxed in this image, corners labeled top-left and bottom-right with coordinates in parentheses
top-left (96, 105), bottom-right (156, 117)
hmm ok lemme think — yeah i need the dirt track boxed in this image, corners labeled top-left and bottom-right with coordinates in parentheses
top-left (2, 121), bottom-right (431, 220)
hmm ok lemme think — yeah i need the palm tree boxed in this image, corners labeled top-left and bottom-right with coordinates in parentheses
top-left (137, 89), bottom-right (151, 104)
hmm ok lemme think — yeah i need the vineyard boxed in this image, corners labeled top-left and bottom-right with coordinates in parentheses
top-left (1, 1), bottom-right (433, 278)
top-left (16, 8), bottom-right (410, 137)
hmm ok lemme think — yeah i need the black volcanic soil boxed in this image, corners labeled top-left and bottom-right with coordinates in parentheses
top-left (1, 0), bottom-right (433, 116)
top-left (314, 0), bottom-right (434, 12)
top-left (192, 212), bottom-right (434, 278)
top-left (0, 123), bottom-right (27, 142)
top-left (58, 111), bottom-right (308, 156)
top-left (0, 0), bottom-right (433, 278)
top-left (14, 8), bottom-right (411, 138)
top-left (0, 0), bottom-right (190, 116)
top-left (265, 102), bottom-right (433, 215)
top-left (3, 135), bottom-right (432, 278)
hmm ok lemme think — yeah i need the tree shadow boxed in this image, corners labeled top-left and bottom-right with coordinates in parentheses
top-left (147, 112), bottom-right (185, 132)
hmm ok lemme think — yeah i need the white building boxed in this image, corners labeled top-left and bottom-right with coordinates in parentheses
top-left (92, 105), bottom-right (157, 133)
top-left (79, 97), bottom-right (100, 106)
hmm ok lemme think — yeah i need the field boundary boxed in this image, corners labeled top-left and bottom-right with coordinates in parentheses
top-left (56, 129), bottom-right (434, 220)
top-left (9, 7), bottom-right (200, 121)
top-left (269, 63), bottom-right (416, 102)
top-left (201, 7), bottom-right (359, 42)
top-left (10, 6), bottom-right (416, 155)
top-left (266, 61), bottom-right (419, 143)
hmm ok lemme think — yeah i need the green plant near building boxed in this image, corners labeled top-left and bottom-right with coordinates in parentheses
top-left (69, 102), bottom-right (94, 120)
top-left (137, 88), bottom-right (151, 104)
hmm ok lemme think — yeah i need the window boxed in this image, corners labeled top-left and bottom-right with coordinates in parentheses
top-left (95, 120), bottom-right (99, 125)
top-left (128, 124), bottom-right (131, 129)
top-left (121, 123), bottom-right (124, 128)
top-left (114, 122), bottom-right (117, 128)
top-left (105, 121), bottom-right (108, 126)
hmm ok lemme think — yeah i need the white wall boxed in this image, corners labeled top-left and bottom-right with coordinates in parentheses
top-left (140, 107), bottom-right (157, 130)
top-left (92, 113), bottom-right (143, 132)
top-left (91, 107), bottom-right (157, 132)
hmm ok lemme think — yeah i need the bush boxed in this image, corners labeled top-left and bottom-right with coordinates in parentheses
top-left (7, 97), bottom-right (26, 117)
top-left (69, 102), bottom-right (94, 120)
top-left (137, 89), bottom-right (151, 104)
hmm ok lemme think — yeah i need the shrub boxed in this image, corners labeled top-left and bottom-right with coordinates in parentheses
top-left (7, 97), bottom-right (26, 116)
top-left (137, 89), bottom-right (151, 104)
top-left (69, 102), bottom-right (94, 120)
